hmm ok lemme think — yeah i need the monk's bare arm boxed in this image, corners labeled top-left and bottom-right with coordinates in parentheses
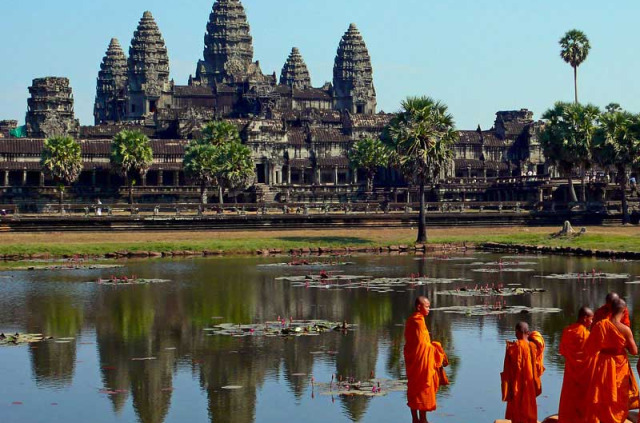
top-left (620, 325), bottom-right (638, 355)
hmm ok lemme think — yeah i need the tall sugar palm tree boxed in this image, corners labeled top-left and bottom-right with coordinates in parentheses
top-left (348, 137), bottom-right (390, 195)
top-left (40, 136), bottom-right (83, 214)
top-left (201, 121), bottom-right (241, 146)
top-left (383, 97), bottom-right (457, 243)
top-left (593, 108), bottom-right (640, 224)
top-left (559, 29), bottom-right (591, 104)
top-left (540, 102), bottom-right (600, 203)
top-left (110, 130), bottom-right (153, 212)
top-left (183, 142), bottom-right (218, 205)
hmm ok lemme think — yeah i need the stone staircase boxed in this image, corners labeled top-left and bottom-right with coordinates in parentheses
top-left (255, 184), bottom-right (277, 203)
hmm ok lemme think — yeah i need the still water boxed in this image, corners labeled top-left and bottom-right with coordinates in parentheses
top-left (1, 253), bottom-right (640, 423)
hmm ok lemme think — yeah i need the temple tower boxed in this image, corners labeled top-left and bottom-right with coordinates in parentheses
top-left (25, 77), bottom-right (79, 138)
top-left (127, 11), bottom-right (171, 120)
top-left (94, 38), bottom-right (128, 124)
top-left (279, 48), bottom-right (311, 90)
top-left (333, 24), bottom-right (376, 115)
top-left (194, 0), bottom-right (254, 86)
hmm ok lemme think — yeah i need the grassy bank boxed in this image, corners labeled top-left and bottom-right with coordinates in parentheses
top-left (0, 226), bottom-right (637, 259)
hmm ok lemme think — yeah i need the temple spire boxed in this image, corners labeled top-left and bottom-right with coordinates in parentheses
top-left (127, 11), bottom-right (170, 118)
top-left (196, 0), bottom-right (254, 86)
top-left (280, 47), bottom-right (311, 90)
top-left (94, 38), bottom-right (128, 124)
top-left (333, 23), bottom-right (376, 114)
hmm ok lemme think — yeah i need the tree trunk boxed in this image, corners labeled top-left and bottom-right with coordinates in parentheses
top-left (567, 176), bottom-right (578, 203)
top-left (59, 187), bottom-right (64, 215)
top-left (416, 181), bottom-right (427, 243)
top-left (580, 166), bottom-right (587, 203)
top-left (619, 166), bottom-right (629, 225)
top-left (200, 181), bottom-right (207, 205)
top-left (128, 177), bottom-right (134, 214)
top-left (218, 185), bottom-right (224, 205)
top-left (574, 65), bottom-right (578, 104)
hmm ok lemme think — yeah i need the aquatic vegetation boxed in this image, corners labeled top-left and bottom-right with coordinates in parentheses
top-left (314, 377), bottom-right (407, 397)
top-left (17, 264), bottom-right (124, 271)
top-left (471, 268), bottom-right (536, 273)
top-left (536, 272), bottom-right (630, 280)
top-left (277, 274), bottom-right (471, 292)
top-left (431, 305), bottom-right (562, 316)
top-left (257, 261), bottom-right (355, 268)
top-left (204, 319), bottom-right (355, 337)
top-left (96, 278), bottom-right (171, 286)
top-left (436, 287), bottom-right (545, 297)
top-left (0, 333), bottom-right (52, 346)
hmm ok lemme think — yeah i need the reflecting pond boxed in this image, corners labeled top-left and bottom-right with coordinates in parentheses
top-left (1, 253), bottom-right (640, 423)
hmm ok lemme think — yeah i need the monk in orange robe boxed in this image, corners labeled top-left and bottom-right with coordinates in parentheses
top-left (558, 306), bottom-right (594, 423)
top-left (593, 292), bottom-right (631, 328)
top-left (585, 299), bottom-right (638, 423)
top-left (501, 322), bottom-right (545, 423)
top-left (404, 296), bottom-right (449, 423)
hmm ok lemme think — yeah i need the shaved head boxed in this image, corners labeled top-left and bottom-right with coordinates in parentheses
top-left (516, 321), bottom-right (530, 335)
top-left (578, 306), bottom-right (594, 320)
top-left (606, 292), bottom-right (620, 305)
top-left (612, 299), bottom-right (627, 317)
top-left (415, 296), bottom-right (430, 309)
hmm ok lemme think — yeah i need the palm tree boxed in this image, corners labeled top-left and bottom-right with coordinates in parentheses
top-left (348, 137), bottom-right (390, 195)
top-left (383, 97), bottom-right (457, 243)
top-left (183, 142), bottom-right (218, 205)
top-left (540, 102), bottom-right (600, 204)
top-left (593, 108), bottom-right (640, 224)
top-left (110, 130), bottom-right (153, 212)
top-left (214, 141), bottom-right (255, 205)
top-left (40, 136), bottom-right (83, 214)
top-left (559, 29), bottom-right (591, 104)
top-left (200, 121), bottom-right (241, 146)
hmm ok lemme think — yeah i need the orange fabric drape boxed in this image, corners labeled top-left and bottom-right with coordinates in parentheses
top-left (593, 305), bottom-right (631, 328)
top-left (558, 323), bottom-right (590, 423)
top-left (502, 332), bottom-right (545, 423)
top-left (585, 319), bottom-right (638, 423)
top-left (404, 312), bottom-right (448, 411)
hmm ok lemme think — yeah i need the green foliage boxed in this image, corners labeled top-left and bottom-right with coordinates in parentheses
top-left (110, 130), bottom-right (153, 181)
top-left (540, 102), bottom-right (600, 176)
top-left (40, 136), bottom-right (83, 185)
top-left (593, 109), bottom-right (640, 171)
top-left (200, 121), bottom-right (241, 146)
top-left (348, 137), bottom-right (390, 191)
top-left (383, 96), bottom-right (457, 184)
top-left (183, 121), bottom-right (254, 201)
top-left (559, 29), bottom-right (591, 69)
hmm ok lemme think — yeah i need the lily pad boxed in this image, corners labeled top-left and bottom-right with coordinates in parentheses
top-left (221, 385), bottom-right (243, 390)
top-left (0, 333), bottom-right (50, 346)
top-left (205, 319), bottom-right (355, 338)
top-left (471, 268), bottom-right (536, 273)
top-left (314, 378), bottom-right (408, 397)
top-left (431, 305), bottom-right (562, 316)
top-left (258, 261), bottom-right (355, 268)
top-left (536, 272), bottom-right (630, 280)
top-left (96, 278), bottom-right (171, 286)
top-left (436, 287), bottom-right (545, 297)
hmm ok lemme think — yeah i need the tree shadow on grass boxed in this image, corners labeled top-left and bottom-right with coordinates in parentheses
top-left (277, 236), bottom-right (372, 245)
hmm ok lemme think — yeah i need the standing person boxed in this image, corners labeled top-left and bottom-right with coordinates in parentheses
top-left (404, 296), bottom-right (449, 423)
top-left (501, 322), bottom-right (545, 423)
top-left (585, 299), bottom-right (638, 423)
top-left (95, 198), bottom-right (102, 216)
top-left (593, 292), bottom-right (631, 328)
top-left (558, 306), bottom-right (594, 423)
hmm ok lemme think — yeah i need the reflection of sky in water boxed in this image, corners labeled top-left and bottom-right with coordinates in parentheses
top-left (1, 254), bottom-right (640, 423)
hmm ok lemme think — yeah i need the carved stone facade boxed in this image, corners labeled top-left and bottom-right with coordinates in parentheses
top-left (94, 38), bottom-right (128, 124)
top-left (25, 77), bottom-right (79, 138)
top-left (280, 48), bottom-right (312, 90)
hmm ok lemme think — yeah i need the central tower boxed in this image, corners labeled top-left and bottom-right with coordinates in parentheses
top-left (195, 0), bottom-right (254, 86)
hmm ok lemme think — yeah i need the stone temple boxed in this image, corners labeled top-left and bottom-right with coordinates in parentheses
top-left (0, 0), bottom-right (548, 207)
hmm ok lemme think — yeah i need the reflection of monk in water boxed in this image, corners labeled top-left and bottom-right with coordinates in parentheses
top-left (585, 299), bottom-right (638, 423)
top-left (404, 296), bottom-right (449, 423)
top-left (501, 322), bottom-right (545, 423)
top-left (558, 306), bottom-right (593, 423)
top-left (593, 292), bottom-right (631, 328)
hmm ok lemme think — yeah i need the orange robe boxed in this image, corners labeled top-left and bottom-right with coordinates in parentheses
top-left (558, 323), bottom-right (590, 423)
top-left (585, 319), bottom-right (638, 423)
top-left (501, 332), bottom-right (545, 423)
top-left (404, 312), bottom-right (448, 411)
top-left (593, 304), bottom-right (631, 328)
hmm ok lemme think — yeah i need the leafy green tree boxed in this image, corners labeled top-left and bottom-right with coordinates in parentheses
top-left (110, 130), bottom-right (153, 211)
top-left (201, 121), bottom-right (241, 146)
top-left (593, 108), bottom-right (640, 224)
top-left (540, 102), bottom-right (600, 203)
top-left (183, 142), bottom-right (218, 205)
top-left (40, 136), bottom-right (83, 214)
top-left (383, 97), bottom-right (457, 243)
top-left (214, 140), bottom-right (255, 205)
top-left (348, 137), bottom-right (390, 194)
top-left (559, 29), bottom-right (591, 104)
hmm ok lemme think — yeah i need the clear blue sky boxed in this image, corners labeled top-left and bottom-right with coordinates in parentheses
top-left (1, 0), bottom-right (638, 130)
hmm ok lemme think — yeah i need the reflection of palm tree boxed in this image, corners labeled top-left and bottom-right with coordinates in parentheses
top-left (26, 294), bottom-right (83, 387)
